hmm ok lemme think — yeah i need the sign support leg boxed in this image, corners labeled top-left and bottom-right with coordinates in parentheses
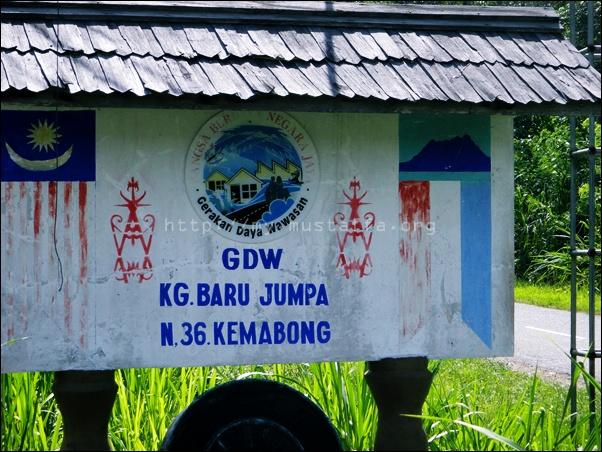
top-left (53, 370), bottom-right (117, 451)
top-left (365, 357), bottom-right (433, 451)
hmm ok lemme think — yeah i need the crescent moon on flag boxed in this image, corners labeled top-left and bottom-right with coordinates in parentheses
top-left (5, 142), bottom-right (73, 171)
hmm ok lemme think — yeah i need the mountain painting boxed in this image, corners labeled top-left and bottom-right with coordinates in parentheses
top-left (399, 135), bottom-right (490, 173)
top-left (398, 115), bottom-right (493, 347)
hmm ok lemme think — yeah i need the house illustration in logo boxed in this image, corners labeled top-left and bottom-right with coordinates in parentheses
top-left (205, 170), bottom-right (229, 192)
top-left (227, 168), bottom-right (262, 202)
top-left (205, 159), bottom-right (301, 204)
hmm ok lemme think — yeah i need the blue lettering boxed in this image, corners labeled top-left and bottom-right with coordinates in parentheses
top-left (300, 321), bottom-right (315, 344)
top-left (227, 321), bottom-right (238, 344)
top-left (287, 322), bottom-right (299, 344)
top-left (258, 322), bottom-right (272, 344)
top-left (304, 284), bottom-right (316, 301)
top-left (181, 322), bottom-right (193, 345)
top-left (197, 283), bottom-right (210, 306)
top-left (210, 283), bottom-right (223, 306)
top-left (243, 249), bottom-right (258, 269)
top-left (287, 283), bottom-right (305, 306)
top-left (222, 248), bottom-right (284, 270)
top-left (160, 322), bottom-right (173, 346)
top-left (259, 284), bottom-right (272, 305)
top-left (213, 322), bottom-right (225, 345)
top-left (173, 283), bottom-right (189, 306)
top-left (224, 283), bottom-right (236, 306)
top-left (239, 322), bottom-right (256, 344)
top-left (258, 283), bottom-right (329, 306)
top-left (160, 283), bottom-right (172, 306)
top-left (274, 283), bottom-right (286, 306)
top-left (193, 322), bottom-right (207, 345)
top-left (259, 248), bottom-right (283, 269)
top-left (222, 248), bottom-right (239, 270)
top-left (273, 321), bottom-right (285, 344)
top-left (238, 283), bottom-right (250, 306)
top-left (317, 321), bottom-right (331, 344)
top-left (316, 285), bottom-right (329, 306)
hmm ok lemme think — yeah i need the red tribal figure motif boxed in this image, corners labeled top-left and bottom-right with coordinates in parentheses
top-left (111, 177), bottom-right (155, 283)
top-left (333, 177), bottom-right (375, 278)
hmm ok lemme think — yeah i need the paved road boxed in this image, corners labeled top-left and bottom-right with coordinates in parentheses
top-left (509, 303), bottom-right (600, 381)
top-left (227, 201), bottom-right (269, 224)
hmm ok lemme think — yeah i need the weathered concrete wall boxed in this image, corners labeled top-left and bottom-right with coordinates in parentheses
top-left (1, 108), bottom-right (513, 372)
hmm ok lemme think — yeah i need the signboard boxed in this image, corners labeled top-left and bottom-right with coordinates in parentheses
top-left (0, 109), bottom-right (514, 372)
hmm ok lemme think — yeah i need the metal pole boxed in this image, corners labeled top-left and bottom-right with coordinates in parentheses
top-left (569, 114), bottom-right (578, 426)
top-left (585, 1), bottom-right (596, 432)
top-left (568, 2), bottom-right (578, 429)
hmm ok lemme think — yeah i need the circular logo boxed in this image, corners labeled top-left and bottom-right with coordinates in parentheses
top-left (185, 111), bottom-right (319, 243)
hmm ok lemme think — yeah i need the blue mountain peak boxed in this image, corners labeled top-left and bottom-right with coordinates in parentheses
top-left (399, 135), bottom-right (490, 173)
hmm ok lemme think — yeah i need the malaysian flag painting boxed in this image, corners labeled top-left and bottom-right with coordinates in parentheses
top-left (398, 115), bottom-right (493, 348)
top-left (1, 110), bottom-right (95, 359)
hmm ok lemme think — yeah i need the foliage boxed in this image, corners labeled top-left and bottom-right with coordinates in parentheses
top-left (1, 359), bottom-right (600, 451)
top-left (422, 358), bottom-right (601, 451)
top-left (514, 282), bottom-right (597, 313)
top-left (514, 116), bottom-right (601, 289)
top-left (390, 1), bottom-right (601, 50)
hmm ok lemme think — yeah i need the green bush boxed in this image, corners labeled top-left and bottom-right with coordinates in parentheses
top-left (514, 116), bottom-right (601, 290)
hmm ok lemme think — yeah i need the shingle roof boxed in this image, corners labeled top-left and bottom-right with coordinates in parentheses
top-left (1, 1), bottom-right (600, 113)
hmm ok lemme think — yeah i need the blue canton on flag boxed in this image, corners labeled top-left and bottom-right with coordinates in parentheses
top-left (1, 110), bottom-right (95, 181)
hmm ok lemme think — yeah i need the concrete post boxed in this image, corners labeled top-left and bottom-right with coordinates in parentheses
top-left (365, 357), bottom-right (433, 451)
top-left (53, 370), bottom-right (117, 451)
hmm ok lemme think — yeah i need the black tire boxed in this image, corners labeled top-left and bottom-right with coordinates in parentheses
top-left (161, 379), bottom-right (341, 451)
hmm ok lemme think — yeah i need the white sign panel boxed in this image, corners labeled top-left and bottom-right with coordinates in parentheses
top-left (1, 109), bottom-right (514, 372)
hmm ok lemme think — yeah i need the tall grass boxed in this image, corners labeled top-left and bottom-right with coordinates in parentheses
top-left (1, 359), bottom-right (599, 451)
top-left (422, 360), bottom-right (600, 451)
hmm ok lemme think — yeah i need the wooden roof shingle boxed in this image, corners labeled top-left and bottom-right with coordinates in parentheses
top-left (1, 1), bottom-right (600, 114)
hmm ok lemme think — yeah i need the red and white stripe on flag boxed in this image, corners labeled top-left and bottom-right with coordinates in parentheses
top-left (1, 181), bottom-right (94, 349)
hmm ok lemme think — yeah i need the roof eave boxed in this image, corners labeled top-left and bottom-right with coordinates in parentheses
top-left (0, 1), bottom-right (563, 33)
top-left (2, 90), bottom-right (599, 117)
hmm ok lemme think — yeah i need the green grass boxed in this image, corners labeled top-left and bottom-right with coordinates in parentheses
top-left (1, 358), bottom-right (600, 451)
top-left (423, 359), bottom-right (600, 451)
top-left (515, 281), bottom-right (600, 314)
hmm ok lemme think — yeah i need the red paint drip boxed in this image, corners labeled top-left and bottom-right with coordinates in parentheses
top-left (64, 183), bottom-right (72, 335)
top-left (79, 182), bottom-right (88, 348)
top-left (399, 181), bottom-right (431, 337)
top-left (48, 181), bottom-right (57, 219)
top-left (64, 183), bottom-right (72, 227)
top-left (64, 280), bottom-right (71, 334)
top-left (19, 183), bottom-right (28, 332)
top-left (33, 182), bottom-right (42, 237)
top-left (399, 181), bottom-right (430, 266)
top-left (4, 183), bottom-right (14, 339)
top-left (399, 181), bottom-right (430, 225)
top-left (4, 183), bottom-right (13, 250)
top-left (4, 182), bottom-right (13, 203)
top-left (33, 182), bottom-right (42, 325)
top-left (78, 182), bottom-right (88, 283)
top-left (79, 322), bottom-right (86, 348)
